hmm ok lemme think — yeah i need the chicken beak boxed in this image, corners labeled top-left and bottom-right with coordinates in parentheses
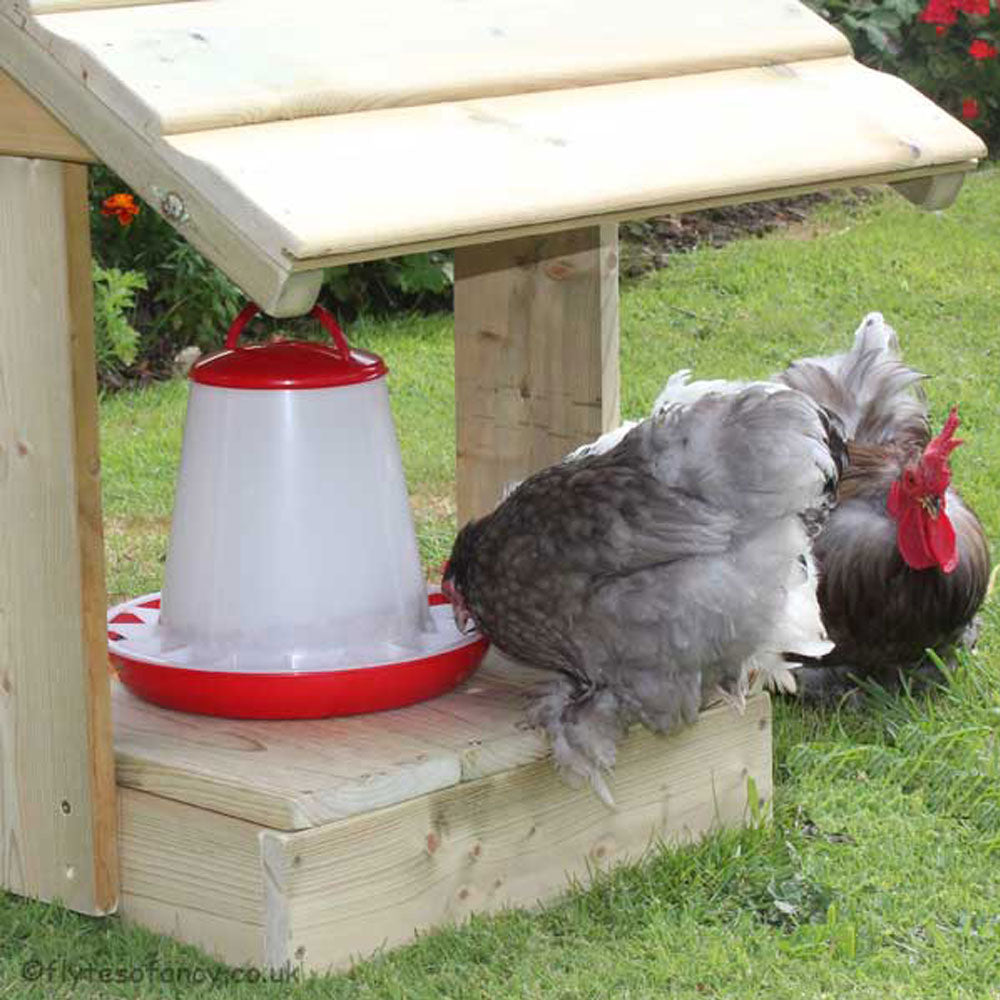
top-left (920, 494), bottom-right (942, 517)
top-left (442, 577), bottom-right (477, 634)
top-left (454, 603), bottom-right (475, 635)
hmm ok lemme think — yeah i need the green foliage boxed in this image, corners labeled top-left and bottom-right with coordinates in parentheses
top-left (812, 0), bottom-right (924, 57)
top-left (807, 0), bottom-right (1000, 154)
top-left (323, 252), bottom-right (453, 319)
top-left (88, 165), bottom-right (453, 385)
top-left (145, 240), bottom-right (244, 348)
top-left (91, 262), bottom-right (147, 378)
top-left (89, 165), bottom-right (243, 380)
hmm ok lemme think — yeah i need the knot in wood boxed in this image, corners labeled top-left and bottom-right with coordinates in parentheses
top-left (543, 260), bottom-right (574, 281)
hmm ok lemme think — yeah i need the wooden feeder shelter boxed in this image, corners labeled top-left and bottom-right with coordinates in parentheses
top-left (0, 0), bottom-right (985, 972)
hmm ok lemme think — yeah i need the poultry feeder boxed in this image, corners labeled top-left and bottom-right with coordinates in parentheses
top-left (107, 303), bottom-right (487, 718)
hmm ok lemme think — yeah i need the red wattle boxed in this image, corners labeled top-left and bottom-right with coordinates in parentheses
top-left (896, 505), bottom-right (937, 570)
top-left (927, 509), bottom-right (958, 573)
top-left (895, 504), bottom-right (957, 573)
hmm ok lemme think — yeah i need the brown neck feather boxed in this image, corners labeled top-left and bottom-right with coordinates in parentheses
top-left (836, 441), bottom-right (907, 503)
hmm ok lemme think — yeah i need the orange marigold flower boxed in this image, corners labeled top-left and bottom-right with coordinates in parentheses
top-left (961, 97), bottom-right (981, 119)
top-left (969, 38), bottom-right (998, 58)
top-left (100, 192), bottom-right (140, 227)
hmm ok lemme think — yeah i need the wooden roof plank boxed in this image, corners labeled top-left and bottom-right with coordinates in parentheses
top-left (0, 4), bottom-right (315, 314)
top-left (0, 2), bottom-right (985, 312)
top-left (31, 0), bottom-right (198, 13)
top-left (278, 161), bottom-right (978, 273)
top-left (32, 0), bottom-right (849, 134)
top-left (160, 57), bottom-right (985, 262)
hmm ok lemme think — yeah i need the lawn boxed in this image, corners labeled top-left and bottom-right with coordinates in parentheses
top-left (3, 169), bottom-right (1000, 998)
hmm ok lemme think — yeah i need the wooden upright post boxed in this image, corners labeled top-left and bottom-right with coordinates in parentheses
top-left (453, 225), bottom-right (620, 524)
top-left (0, 156), bottom-right (118, 914)
top-left (0, 71), bottom-right (94, 164)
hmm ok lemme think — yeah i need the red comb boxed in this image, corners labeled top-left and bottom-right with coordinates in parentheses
top-left (924, 407), bottom-right (963, 463)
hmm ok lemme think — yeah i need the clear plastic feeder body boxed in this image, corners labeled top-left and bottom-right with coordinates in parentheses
top-left (158, 308), bottom-right (431, 673)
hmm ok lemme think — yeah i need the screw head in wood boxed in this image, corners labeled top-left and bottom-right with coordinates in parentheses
top-left (159, 191), bottom-right (189, 224)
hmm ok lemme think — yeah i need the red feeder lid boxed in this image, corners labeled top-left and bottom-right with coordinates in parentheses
top-left (191, 303), bottom-right (388, 390)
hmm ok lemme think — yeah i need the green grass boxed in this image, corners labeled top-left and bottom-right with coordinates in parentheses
top-left (6, 169), bottom-right (1000, 998)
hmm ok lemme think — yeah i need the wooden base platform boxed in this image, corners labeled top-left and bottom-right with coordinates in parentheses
top-left (112, 653), bottom-right (771, 972)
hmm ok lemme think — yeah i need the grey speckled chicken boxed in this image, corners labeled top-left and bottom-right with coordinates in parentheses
top-left (443, 381), bottom-right (844, 801)
top-left (776, 312), bottom-right (991, 701)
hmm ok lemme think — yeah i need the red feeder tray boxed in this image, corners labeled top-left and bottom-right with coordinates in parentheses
top-left (107, 589), bottom-right (488, 719)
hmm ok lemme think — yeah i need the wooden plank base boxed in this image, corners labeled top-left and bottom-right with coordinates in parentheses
top-left (115, 674), bottom-right (771, 972)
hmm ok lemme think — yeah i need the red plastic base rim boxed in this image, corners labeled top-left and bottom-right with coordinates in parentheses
top-left (109, 591), bottom-right (489, 719)
top-left (111, 640), bottom-right (487, 719)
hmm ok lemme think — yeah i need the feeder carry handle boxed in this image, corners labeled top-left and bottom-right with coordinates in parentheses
top-left (225, 302), bottom-right (354, 358)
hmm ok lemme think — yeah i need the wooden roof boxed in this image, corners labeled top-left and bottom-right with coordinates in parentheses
top-left (0, 0), bottom-right (986, 314)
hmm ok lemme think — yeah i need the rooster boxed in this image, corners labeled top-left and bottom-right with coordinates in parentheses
top-left (776, 312), bottom-right (990, 700)
top-left (443, 381), bottom-right (844, 801)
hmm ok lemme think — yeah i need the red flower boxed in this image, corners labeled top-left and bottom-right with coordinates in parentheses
top-left (922, 0), bottom-right (991, 21)
top-left (937, 23), bottom-right (949, 33)
top-left (920, 0), bottom-right (958, 24)
top-left (969, 38), bottom-right (998, 58)
top-left (961, 97), bottom-right (981, 119)
top-left (100, 192), bottom-right (140, 227)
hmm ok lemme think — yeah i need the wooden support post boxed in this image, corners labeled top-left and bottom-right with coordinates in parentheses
top-left (0, 70), bottom-right (94, 163)
top-left (453, 225), bottom-right (620, 523)
top-left (0, 156), bottom-right (118, 914)
top-left (891, 171), bottom-right (967, 212)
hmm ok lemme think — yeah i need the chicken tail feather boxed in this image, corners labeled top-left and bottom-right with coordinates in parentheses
top-left (777, 311), bottom-right (928, 446)
top-left (528, 678), bottom-right (630, 807)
